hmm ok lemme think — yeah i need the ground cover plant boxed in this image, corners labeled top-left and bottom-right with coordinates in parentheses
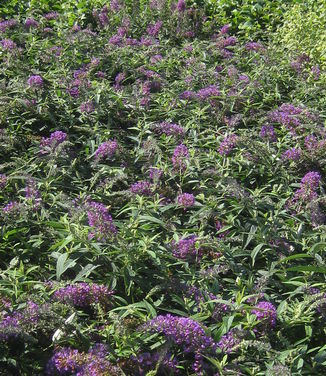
top-left (0, 0), bottom-right (326, 375)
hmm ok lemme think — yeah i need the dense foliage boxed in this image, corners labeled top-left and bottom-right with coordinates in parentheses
top-left (0, 0), bottom-right (326, 375)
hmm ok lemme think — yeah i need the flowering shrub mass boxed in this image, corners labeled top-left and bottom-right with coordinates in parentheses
top-left (0, 0), bottom-right (326, 375)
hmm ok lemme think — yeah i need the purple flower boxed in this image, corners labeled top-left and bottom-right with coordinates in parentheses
top-left (252, 301), bottom-right (277, 328)
top-left (260, 125), bottom-right (276, 142)
top-left (86, 201), bottom-right (117, 241)
top-left (2, 201), bottom-right (21, 216)
top-left (196, 85), bottom-right (220, 100)
top-left (0, 39), bottom-right (16, 50)
top-left (177, 193), bottom-right (195, 208)
top-left (245, 42), bottom-right (264, 51)
top-left (220, 24), bottom-right (230, 34)
top-left (150, 54), bottom-right (163, 64)
top-left (130, 181), bottom-right (153, 196)
top-left (0, 174), bottom-right (7, 188)
top-left (218, 134), bottom-right (238, 156)
top-left (311, 65), bottom-right (321, 80)
top-left (25, 18), bottom-right (39, 29)
top-left (80, 101), bottom-right (95, 113)
top-left (223, 36), bottom-right (237, 47)
top-left (94, 140), bottom-right (118, 160)
top-left (217, 330), bottom-right (241, 354)
top-left (53, 283), bottom-right (114, 308)
top-left (305, 135), bottom-right (318, 150)
top-left (269, 103), bottom-right (304, 133)
top-left (149, 167), bottom-right (163, 182)
top-left (25, 179), bottom-right (42, 210)
top-left (172, 144), bottom-right (189, 171)
top-left (171, 236), bottom-right (201, 260)
top-left (40, 131), bottom-right (67, 155)
top-left (154, 122), bottom-right (186, 137)
top-left (131, 352), bottom-right (180, 375)
top-left (146, 20), bottom-right (163, 37)
top-left (110, 0), bottom-right (122, 11)
top-left (291, 171), bottom-right (322, 206)
top-left (143, 315), bottom-right (216, 353)
top-left (179, 90), bottom-right (195, 100)
top-left (176, 0), bottom-right (186, 12)
top-left (27, 75), bottom-right (43, 88)
top-left (0, 19), bottom-right (18, 33)
top-left (281, 147), bottom-right (302, 161)
top-left (44, 12), bottom-right (58, 20)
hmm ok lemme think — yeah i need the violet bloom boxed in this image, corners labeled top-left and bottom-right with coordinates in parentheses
top-left (44, 12), bottom-right (58, 20)
top-left (196, 85), bottom-right (220, 100)
top-left (87, 201), bottom-right (117, 241)
top-left (291, 171), bottom-right (322, 206)
top-left (150, 54), bottom-right (163, 64)
top-left (252, 301), bottom-right (277, 328)
top-left (171, 235), bottom-right (200, 260)
top-left (149, 167), bottom-right (163, 182)
top-left (0, 39), bottom-right (16, 50)
top-left (80, 101), bottom-right (95, 113)
top-left (130, 180), bottom-right (153, 196)
top-left (220, 24), bottom-right (230, 34)
top-left (25, 179), bottom-right (42, 210)
top-left (40, 131), bottom-right (67, 154)
top-left (0, 174), bottom-right (7, 188)
top-left (0, 19), bottom-right (18, 33)
top-left (269, 103), bottom-right (304, 133)
top-left (172, 144), bottom-right (189, 171)
top-left (94, 140), bottom-right (118, 160)
top-left (131, 352), bottom-right (180, 375)
top-left (305, 135), bottom-right (318, 150)
top-left (223, 36), bottom-right (237, 47)
top-left (179, 90), bottom-right (195, 100)
top-left (25, 18), bottom-right (39, 29)
top-left (217, 330), bottom-right (241, 354)
top-left (177, 193), bottom-right (195, 208)
top-left (281, 147), bottom-right (302, 161)
top-left (53, 283), bottom-right (114, 307)
top-left (110, 0), bottom-right (122, 12)
top-left (146, 20), bottom-right (163, 37)
top-left (311, 65), bottom-right (321, 80)
top-left (27, 75), bottom-right (43, 88)
top-left (176, 0), bottom-right (186, 12)
top-left (154, 122), bottom-right (186, 137)
top-left (2, 201), bottom-right (20, 216)
top-left (260, 125), bottom-right (276, 142)
top-left (218, 134), bottom-right (238, 156)
top-left (245, 41), bottom-right (264, 51)
top-left (143, 314), bottom-right (216, 353)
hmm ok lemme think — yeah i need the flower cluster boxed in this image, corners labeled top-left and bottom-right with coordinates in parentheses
top-left (217, 329), bottom-right (241, 354)
top-left (46, 345), bottom-right (120, 376)
top-left (27, 74), bottom-right (43, 87)
top-left (0, 174), bottom-right (7, 188)
top-left (172, 144), bottom-right (189, 170)
top-left (269, 103), bottom-right (305, 133)
top-left (25, 179), bottom-right (42, 210)
top-left (292, 171), bottom-right (321, 204)
top-left (143, 314), bottom-right (216, 353)
top-left (260, 125), bottom-right (276, 141)
top-left (86, 201), bottom-right (117, 241)
top-left (281, 147), bottom-right (302, 161)
top-left (171, 236), bottom-right (201, 260)
top-left (153, 122), bottom-right (186, 137)
top-left (177, 193), bottom-right (195, 208)
top-left (130, 352), bottom-right (180, 375)
top-left (218, 134), bottom-right (238, 156)
top-left (40, 131), bottom-right (67, 155)
top-left (94, 140), bottom-right (118, 161)
top-left (52, 283), bottom-right (114, 308)
top-left (130, 181), bottom-right (153, 196)
top-left (251, 301), bottom-right (277, 328)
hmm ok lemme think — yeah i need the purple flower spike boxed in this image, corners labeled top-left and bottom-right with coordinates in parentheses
top-left (252, 301), bottom-right (277, 328)
top-left (177, 193), bottom-right (195, 208)
top-left (27, 75), bottom-right (43, 88)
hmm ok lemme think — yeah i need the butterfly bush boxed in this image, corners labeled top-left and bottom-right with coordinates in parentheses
top-left (251, 301), bottom-right (277, 328)
top-left (171, 235), bottom-right (201, 260)
top-left (172, 144), bottom-right (189, 170)
top-left (40, 131), bottom-right (67, 154)
top-left (27, 74), bottom-right (43, 87)
top-left (52, 283), bottom-right (114, 308)
top-left (94, 140), bottom-right (118, 161)
top-left (218, 134), bottom-right (238, 156)
top-left (86, 201), bottom-right (117, 241)
top-left (177, 193), bottom-right (195, 208)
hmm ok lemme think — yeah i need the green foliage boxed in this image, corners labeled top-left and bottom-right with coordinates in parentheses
top-left (274, 0), bottom-right (326, 67)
